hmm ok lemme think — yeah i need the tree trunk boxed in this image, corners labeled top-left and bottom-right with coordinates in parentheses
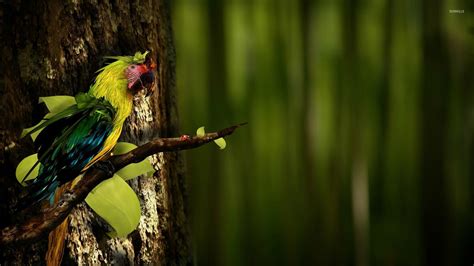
top-left (0, 0), bottom-right (192, 264)
top-left (420, 0), bottom-right (450, 265)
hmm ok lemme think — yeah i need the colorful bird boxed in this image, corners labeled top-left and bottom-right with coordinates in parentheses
top-left (19, 51), bottom-right (156, 207)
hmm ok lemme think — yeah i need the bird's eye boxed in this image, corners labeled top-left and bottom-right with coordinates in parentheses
top-left (130, 65), bottom-right (136, 69)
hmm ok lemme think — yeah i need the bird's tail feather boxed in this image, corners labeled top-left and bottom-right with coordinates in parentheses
top-left (16, 175), bottom-right (59, 211)
top-left (46, 184), bottom-right (70, 266)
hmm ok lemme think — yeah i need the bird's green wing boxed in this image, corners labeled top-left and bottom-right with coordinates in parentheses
top-left (20, 94), bottom-right (116, 206)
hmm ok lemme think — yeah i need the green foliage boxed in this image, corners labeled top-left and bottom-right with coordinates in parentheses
top-left (196, 126), bottom-right (206, 137)
top-left (82, 142), bottom-right (154, 236)
top-left (196, 126), bottom-right (227, 149)
top-left (22, 96), bottom-right (77, 140)
top-left (174, 0), bottom-right (474, 264)
top-left (39, 96), bottom-right (76, 113)
top-left (15, 140), bottom-right (154, 237)
top-left (213, 138), bottom-right (227, 150)
top-left (15, 153), bottom-right (41, 185)
top-left (17, 95), bottom-right (156, 237)
top-left (103, 51), bottom-right (149, 64)
top-left (18, 96), bottom-right (78, 183)
top-left (22, 121), bottom-right (46, 141)
top-left (85, 174), bottom-right (141, 237)
top-left (113, 142), bottom-right (155, 181)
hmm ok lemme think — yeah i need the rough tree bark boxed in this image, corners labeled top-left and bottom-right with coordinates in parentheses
top-left (0, 0), bottom-right (192, 264)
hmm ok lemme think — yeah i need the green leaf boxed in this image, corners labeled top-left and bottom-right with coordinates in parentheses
top-left (196, 126), bottom-right (227, 150)
top-left (85, 175), bottom-right (141, 237)
top-left (15, 154), bottom-right (41, 185)
top-left (116, 161), bottom-right (155, 181)
top-left (196, 126), bottom-right (205, 137)
top-left (21, 112), bottom-right (57, 140)
top-left (39, 96), bottom-right (76, 113)
top-left (23, 96), bottom-right (76, 141)
top-left (113, 142), bottom-right (138, 155)
top-left (22, 122), bottom-right (45, 141)
top-left (213, 138), bottom-right (227, 150)
top-left (113, 142), bottom-right (155, 180)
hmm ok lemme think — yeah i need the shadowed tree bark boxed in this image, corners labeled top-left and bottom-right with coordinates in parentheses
top-left (0, 0), bottom-right (193, 264)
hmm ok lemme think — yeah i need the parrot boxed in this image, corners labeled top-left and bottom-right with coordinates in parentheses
top-left (19, 51), bottom-right (156, 208)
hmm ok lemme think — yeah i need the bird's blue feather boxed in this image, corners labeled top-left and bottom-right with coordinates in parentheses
top-left (20, 98), bottom-right (115, 207)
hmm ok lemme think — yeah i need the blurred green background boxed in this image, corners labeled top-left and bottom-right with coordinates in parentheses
top-left (171, 0), bottom-right (474, 265)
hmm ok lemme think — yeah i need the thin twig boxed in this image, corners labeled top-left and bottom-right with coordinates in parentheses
top-left (0, 123), bottom-right (246, 246)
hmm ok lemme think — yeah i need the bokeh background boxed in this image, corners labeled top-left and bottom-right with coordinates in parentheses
top-left (171, 0), bottom-right (474, 265)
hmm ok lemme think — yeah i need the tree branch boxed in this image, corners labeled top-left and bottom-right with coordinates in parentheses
top-left (0, 123), bottom-right (246, 246)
